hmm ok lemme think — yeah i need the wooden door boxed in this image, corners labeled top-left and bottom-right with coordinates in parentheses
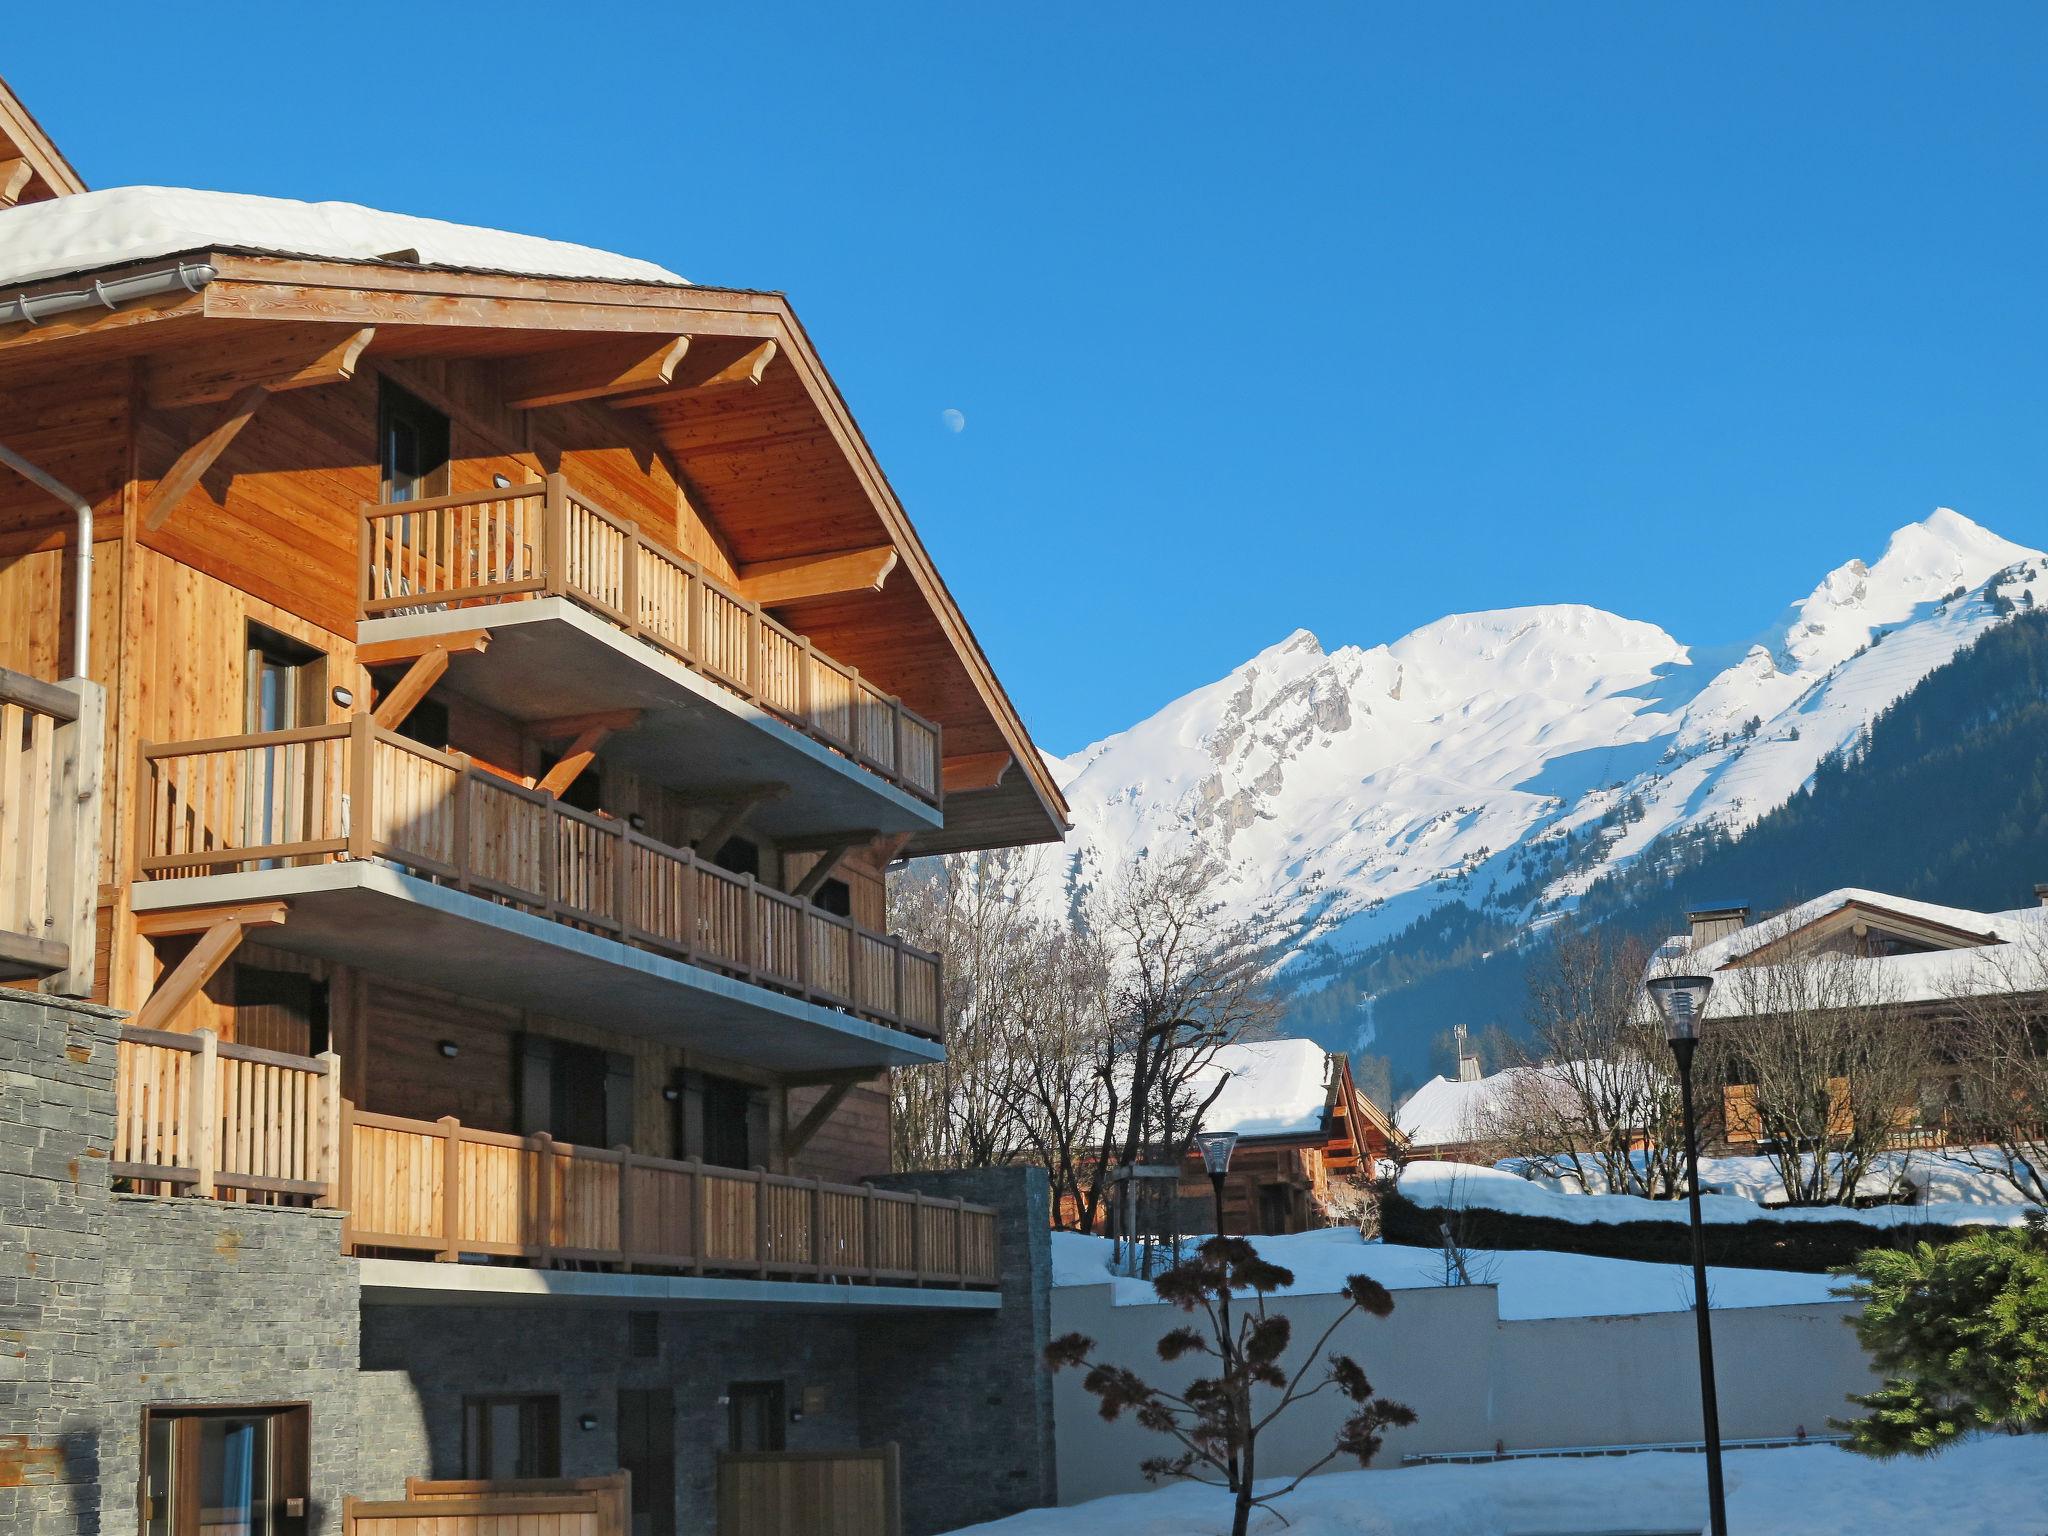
top-left (616, 1388), bottom-right (675, 1536)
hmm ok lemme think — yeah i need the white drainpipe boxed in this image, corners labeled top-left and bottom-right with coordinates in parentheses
top-left (0, 260), bottom-right (219, 679)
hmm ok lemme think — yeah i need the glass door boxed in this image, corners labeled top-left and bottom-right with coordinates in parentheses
top-left (143, 1406), bottom-right (307, 1536)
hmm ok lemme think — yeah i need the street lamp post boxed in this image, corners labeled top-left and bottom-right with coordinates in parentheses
top-left (1194, 1129), bottom-right (1239, 1237)
top-left (1647, 973), bottom-right (1728, 1536)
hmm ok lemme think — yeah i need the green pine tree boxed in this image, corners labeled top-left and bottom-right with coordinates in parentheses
top-left (1831, 1214), bottom-right (2048, 1456)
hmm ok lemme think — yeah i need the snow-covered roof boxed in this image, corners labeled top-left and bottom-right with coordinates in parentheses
top-left (0, 186), bottom-right (688, 289)
top-left (1396, 1063), bottom-right (1597, 1147)
top-left (1186, 1038), bottom-right (1333, 1139)
top-left (1658, 886), bottom-right (2048, 1014)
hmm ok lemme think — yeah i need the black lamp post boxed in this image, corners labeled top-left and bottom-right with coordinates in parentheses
top-left (1647, 973), bottom-right (1727, 1536)
top-left (1194, 1129), bottom-right (1239, 1237)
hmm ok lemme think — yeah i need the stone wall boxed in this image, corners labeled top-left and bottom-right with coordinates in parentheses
top-left (358, 1305), bottom-right (869, 1529)
top-left (859, 1166), bottom-right (1057, 1536)
top-left (0, 990), bottom-right (362, 1536)
top-left (0, 989), bottom-right (119, 1536)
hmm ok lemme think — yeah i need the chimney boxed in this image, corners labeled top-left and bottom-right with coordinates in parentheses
top-left (1687, 905), bottom-right (1751, 946)
top-left (2035, 884), bottom-right (2048, 909)
top-left (1453, 1023), bottom-right (1482, 1083)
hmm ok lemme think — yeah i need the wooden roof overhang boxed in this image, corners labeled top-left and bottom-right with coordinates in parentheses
top-left (1720, 898), bottom-right (2004, 969)
top-left (0, 77), bottom-right (87, 207)
top-left (0, 249), bottom-right (1071, 856)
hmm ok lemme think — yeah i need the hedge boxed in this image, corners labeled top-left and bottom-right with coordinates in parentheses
top-left (1378, 1185), bottom-right (1981, 1275)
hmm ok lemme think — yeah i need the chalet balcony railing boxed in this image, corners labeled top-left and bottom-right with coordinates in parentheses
top-left (342, 1107), bottom-right (1000, 1286)
top-left (0, 667), bottom-right (103, 992)
top-left (111, 1024), bottom-right (341, 1203)
top-left (357, 475), bottom-right (942, 804)
top-left (135, 717), bottom-right (943, 1039)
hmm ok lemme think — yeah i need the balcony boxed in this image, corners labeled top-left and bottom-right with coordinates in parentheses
top-left (109, 1028), bottom-right (998, 1301)
top-left (133, 718), bottom-right (944, 1070)
top-left (0, 667), bottom-right (102, 992)
top-left (356, 477), bottom-right (942, 839)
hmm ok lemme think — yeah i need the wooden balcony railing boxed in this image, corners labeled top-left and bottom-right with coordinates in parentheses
top-left (111, 1025), bottom-right (341, 1203)
top-left (342, 1108), bottom-right (1000, 1286)
top-left (137, 717), bottom-right (944, 1039)
top-left (358, 476), bottom-right (942, 804)
top-left (0, 667), bottom-right (103, 993)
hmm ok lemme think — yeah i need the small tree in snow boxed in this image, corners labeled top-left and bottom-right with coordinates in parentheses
top-left (1047, 1236), bottom-right (1415, 1536)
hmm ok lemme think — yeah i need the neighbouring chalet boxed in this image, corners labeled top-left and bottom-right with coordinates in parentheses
top-left (1658, 887), bottom-right (2048, 1151)
top-left (1178, 1039), bottom-right (1404, 1234)
top-left (0, 75), bottom-right (1066, 1536)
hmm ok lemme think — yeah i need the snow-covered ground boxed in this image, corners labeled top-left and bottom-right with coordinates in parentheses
top-left (1398, 1152), bottom-right (2038, 1229)
top-left (943, 1436), bottom-right (2048, 1536)
top-left (1052, 1228), bottom-right (1841, 1321)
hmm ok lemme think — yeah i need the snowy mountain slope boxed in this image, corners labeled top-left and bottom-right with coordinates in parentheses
top-left (1039, 511), bottom-right (2044, 983)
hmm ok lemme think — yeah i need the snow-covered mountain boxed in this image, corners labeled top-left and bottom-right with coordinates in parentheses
top-left (1041, 511), bottom-right (2044, 978)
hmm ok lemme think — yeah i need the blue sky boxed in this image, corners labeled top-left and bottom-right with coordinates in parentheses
top-left (15, 5), bottom-right (2048, 754)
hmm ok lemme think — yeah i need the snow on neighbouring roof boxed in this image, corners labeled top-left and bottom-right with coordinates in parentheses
top-left (0, 186), bottom-right (688, 289)
top-left (1396, 1065), bottom-right (1570, 1147)
top-left (1185, 1038), bottom-right (1333, 1139)
top-left (1657, 886), bottom-right (2048, 1015)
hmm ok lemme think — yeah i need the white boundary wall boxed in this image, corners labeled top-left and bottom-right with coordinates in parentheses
top-left (1052, 1282), bottom-right (1877, 1506)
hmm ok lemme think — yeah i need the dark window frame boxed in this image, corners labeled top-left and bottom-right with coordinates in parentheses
top-left (460, 1392), bottom-right (561, 1481)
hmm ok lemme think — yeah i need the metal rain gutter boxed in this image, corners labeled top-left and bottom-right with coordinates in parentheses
top-left (0, 261), bottom-right (217, 679)
top-left (0, 258), bottom-right (216, 327)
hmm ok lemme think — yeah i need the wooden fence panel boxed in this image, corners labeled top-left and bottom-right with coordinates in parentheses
top-left (716, 1446), bottom-right (899, 1536)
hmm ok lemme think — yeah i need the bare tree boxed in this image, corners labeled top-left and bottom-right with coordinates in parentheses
top-left (1489, 927), bottom-right (1688, 1199)
top-left (1000, 923), bottom-right (1120, 1229)
top-left (1940, 932), bottom-right (2048, 1206)
top-left (1092, 852), bottom-right (1284, 1209)
top-left (1712, 952), bottom-right (1933, 1206)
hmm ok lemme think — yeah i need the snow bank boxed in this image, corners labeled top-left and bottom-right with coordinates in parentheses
top-left (942, 1436), bottom-right (2048, 1536)
top-left (1396, 1155), bottom-right (2036, 1229)
top-left (1050, 1227), bottom-right (1838, 1321)
top-left (0, 186), bottom-right (687, 288)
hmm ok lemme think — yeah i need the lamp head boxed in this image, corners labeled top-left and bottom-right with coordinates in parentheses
top-left (1646, 974), bottom-right (1714, 1044)
top-left (1193, 1129), bottom-right (1239, 1176)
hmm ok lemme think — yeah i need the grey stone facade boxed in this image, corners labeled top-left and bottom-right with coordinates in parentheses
top-left (860, 1167), bottom-right (1057, 1535)
top-left (0, 991), bottom-right (362, 1536)
top-left (0, 989), bottom-right (1057, 1536)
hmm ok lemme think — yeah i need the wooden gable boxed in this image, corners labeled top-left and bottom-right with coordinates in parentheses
top-left (0, 74), bottom-right (87, 208)
top-left (1723, 898), bottom-right (2001, 969)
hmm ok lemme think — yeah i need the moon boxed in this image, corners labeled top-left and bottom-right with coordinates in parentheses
top-left (940, 408), bottom-right (966, 434)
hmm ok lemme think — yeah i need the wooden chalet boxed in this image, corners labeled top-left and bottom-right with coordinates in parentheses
top-left (0, 71), bottom-right (1066, 1536)
top-left (1177, 1039), bottom-right (1404, 1235)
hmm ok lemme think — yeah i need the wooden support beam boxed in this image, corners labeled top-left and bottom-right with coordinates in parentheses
top-left (734, 545), bottom-right (898, 607)
top-left (691, 784), bottom-right (788, 857)
top-left (356, 629), bottom-right (492, 668)
top-left (529, 707), bottom-right (642, 740)
top-left (609, 339), bottom-right (779, 410)
top-left (133, 917), bottom-right (251, 1033)
top-left (146, 324), bottom-right (376, 409)
top-left (502, 334), bottom-right (692, 410)
top-left (535, 723), bottom-right (613, 799)
top-left (371, 646), bottom-right (449, 729)
top-left (783, 1080), bottom-right (857, 1160)
top-left (133, 902), bottom-right (290, 939)
top-left (140, 382), bottom-right (271, 531)
top-left (0, 158), bottom-right (32, 209)
top-left (790, 839), bottom-right (862, 903)
top-left (942, 751), bottom-right (1014, 795)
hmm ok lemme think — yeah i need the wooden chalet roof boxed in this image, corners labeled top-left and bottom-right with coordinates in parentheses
top-left (1718, 897), bottom-right (2002, 969)
top-left (0, 75), bottom-right (86, 208)
top-left (0, 241), bottom-right (1070, 855)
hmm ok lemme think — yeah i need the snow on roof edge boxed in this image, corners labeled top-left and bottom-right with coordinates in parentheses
top-left (0, 186), bottom-right (689, 290)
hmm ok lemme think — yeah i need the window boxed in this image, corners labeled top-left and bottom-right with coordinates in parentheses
top-left (143, 1403), bottom-right (309, 1536)
top-left (617, 1388), bottom-right (676, 1536)
top-left (550, 1041), bottom-right (611, 1149)
top-left (366, 668), bottom-right (449, 749)
top-left (461, 1394), bottom-right (560, 1480)
top-left (378, 381), bottom-right (450, 504)
top-left (726, 1381), bottom-right (786, 1453)
top-left (712, 836), bottom-right (759, 879)
top-left (245, 624), bottom-right (325, 734)
top-left (702, 1074), bottom-right (753, 1170)
top-left (812, 877), bottom-right (852, 918)
top-left (229, 965), bottom-right (328, 1057)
